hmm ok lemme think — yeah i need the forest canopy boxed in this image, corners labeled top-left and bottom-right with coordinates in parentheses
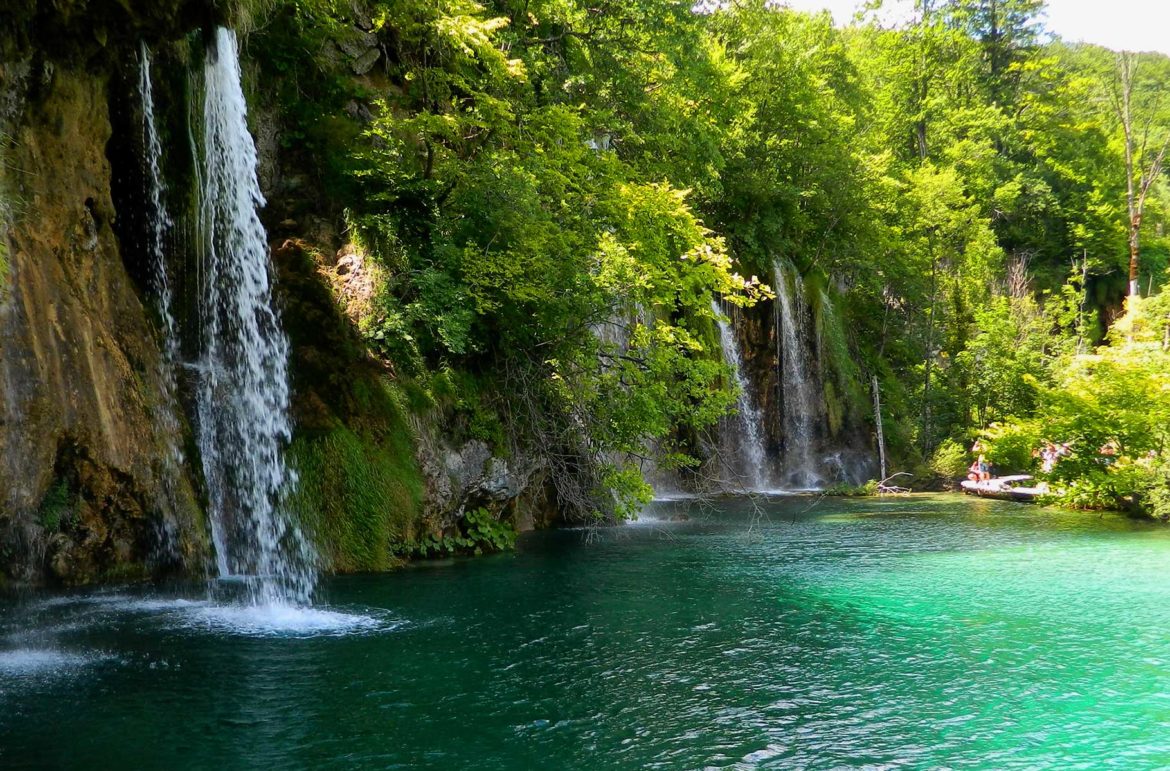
top-left (245, 0), bottom-right (1170, 517)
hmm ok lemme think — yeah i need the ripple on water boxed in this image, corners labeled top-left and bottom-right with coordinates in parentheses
top-left (5, 497), bottom-right (1170, 770)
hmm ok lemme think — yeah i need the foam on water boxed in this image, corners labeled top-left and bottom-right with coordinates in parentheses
top-left (34, 593), bottom-right (129, 609)
top-left (0, 649), bottom-right (102, 676)
top-left (180, 603), bottom-right (395, 638)
top-left (28, 593), bottom-right (397, 639)
top-left (107, 597), bottom-right (211, 613)
top-left (651, 492), bottom-right (701, 502)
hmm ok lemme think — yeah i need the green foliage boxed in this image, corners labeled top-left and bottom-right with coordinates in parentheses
top-left (930, 438), bottom-right (969, 479)
top-left (992, 296), bottom-right (1170, 514)
top-left (392, 507), bottom-right (517, 558)
top-left (248, 0), bottom-right (1170, 520)
top-left (954, 291), bottom-right (1051, 426)
top-left (1046, 465), bottom-right (1145, 512)
top-left (1035, 352), bottom-right (1170, 480)
top-left (287, 376), bottom-right (425, 572)
top-left (981, 420), bottom-right (1042, 475)
top-left (825, 479), bottom-right (880, 496)
top-left (461, 507), bottom-right (518, 553)
top-left (37, 479), bottom-right (72, 532)
top-left (1143, 458), bottom-right (1170, 521)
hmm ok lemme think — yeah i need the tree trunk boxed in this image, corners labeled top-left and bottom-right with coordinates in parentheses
top-left (872, 376), bottom-right (887, 481)
top-left (1114, 52), bottom-right (1169, 299)
top-left (920, 257), bottom-right (939, 455)
top-left (1129, 215), bottom-right (1142, 297)
top-left (1120, 53), bottom-right (1140, 297)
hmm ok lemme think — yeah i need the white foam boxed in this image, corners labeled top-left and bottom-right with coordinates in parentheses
top-left (178, 603), bottom-right (397, 638)
top-left (108, 598), bottom-right (212, 613)
top-left (26, 592), bottom-right (399, 639)
top-left (0, 648), bottom-right (98, 675)
top-left (34, 593), bottom-right (132, 609)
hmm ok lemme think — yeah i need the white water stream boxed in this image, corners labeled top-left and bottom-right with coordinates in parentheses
top-left (194, 28), bottom-right (314, 605)
top-left (711, 301), bottom-right (770, 491)
top-left (139, 42), bottom-right (188, 561)
top-left (140, 43), bottom-right (180, 388)
top-left (773, 261), bottom-right (822, 489)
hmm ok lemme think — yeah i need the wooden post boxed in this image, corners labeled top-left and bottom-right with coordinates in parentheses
top-left (872, 375), bottom-right (887, 481)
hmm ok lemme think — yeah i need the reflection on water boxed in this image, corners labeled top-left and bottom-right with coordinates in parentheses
top-left (2, 495), bottom-right (1169, 769)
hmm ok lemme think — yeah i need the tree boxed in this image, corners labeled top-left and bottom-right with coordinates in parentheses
top-left (1108, 52), bottom-right (1170, 297)
top-left (945, 0), bottom-right (1045, 108)
top-left (898, 162), bottom-right (1003, 451)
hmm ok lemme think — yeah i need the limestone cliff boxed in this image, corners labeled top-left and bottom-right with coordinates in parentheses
top-left (0, 3), bottom-right (560, 584)
top-left (0, 65), bottom-right (205, 583)
top-left (0, 0), bottom-right (222, 584)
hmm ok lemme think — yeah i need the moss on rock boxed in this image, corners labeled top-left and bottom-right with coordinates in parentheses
top-left (273, 238), bottom-right (429, 572)
top-left (289, 417), bottom-right (423, 573)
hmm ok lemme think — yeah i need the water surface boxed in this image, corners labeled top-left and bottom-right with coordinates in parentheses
top-left (3, 495), bottom-right (1169, 769)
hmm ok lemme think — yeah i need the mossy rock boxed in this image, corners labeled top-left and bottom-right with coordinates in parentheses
top-left (289, 418), bottom-right (424, 573)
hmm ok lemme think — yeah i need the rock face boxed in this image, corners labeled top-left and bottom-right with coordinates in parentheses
top-left (0, 0), bottom-right (226, 584)
top-left (0, 66), bottom-right (205, 583)
top-left (413, 430), bottom-right (556, 534)
top-left (273, 236), bottom-right (561, 568)
top-left (723, 285), bottom-right (876, 488)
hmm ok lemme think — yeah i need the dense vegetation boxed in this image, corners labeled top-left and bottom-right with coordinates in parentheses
top-left (244, 0), bottom-right (1170, 518)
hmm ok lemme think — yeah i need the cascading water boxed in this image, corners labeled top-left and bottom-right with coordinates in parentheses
top-left (195, 28), bottom-right (314, 605)
top-left (711, 301), bottom-right (769, 491)
top-left (773, 261), bottom-right (822, 489)
top-left (140, 43), bottom-right (182, 453)
top-left (139, 42), bottom-right (186, 561)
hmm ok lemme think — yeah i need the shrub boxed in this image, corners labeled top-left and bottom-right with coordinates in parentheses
top-left (1142, 458), bottom-right (1170, 520)
top-left (392, 507), bottom-right (517, 559)
top-left (37, 479), bottom-right (73, 532)
top-left (930, 438), bottom-right (969, 478)
top-left (982, 421), bottom-right (1042, 475)
top-left (288, 419), bottom-right (424, 572)
top-left (825, 479), bottom-right (880, 496)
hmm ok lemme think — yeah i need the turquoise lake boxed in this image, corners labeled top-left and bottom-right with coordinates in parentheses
top-left (3, 494), bottom-right (1170, 769)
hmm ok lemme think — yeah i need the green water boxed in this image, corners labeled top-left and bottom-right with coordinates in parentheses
top-left (3, 495), bottom-right (1170, 769)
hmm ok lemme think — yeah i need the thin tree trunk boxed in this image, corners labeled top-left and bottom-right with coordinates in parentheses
top-left (872, 375), bottom-right (887, 481)
top-left (1077, 251), bottom-right (1088, 355)
top-left (920, 257), bottom-right (939, 455)
top-left (1121, 53), bottom-right (1141, 297)
top-left (914, 1), bottom-right (931, 160)
top-left (1115, 53), bottom-right (1170, 298)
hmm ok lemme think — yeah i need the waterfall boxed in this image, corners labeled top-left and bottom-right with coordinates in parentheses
top-left (711, 301), bottom-right (769, 491)
top-left (773, 261), bottom-right (822, 489)
top-left (195, 28), bottom-right (314, 605)
top-left (140, 43), bottom-right (182, 448)
top-left (140, 42), bottom-right (185, 560)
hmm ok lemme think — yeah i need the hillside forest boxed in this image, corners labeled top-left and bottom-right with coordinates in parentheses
top-left (230, 0), bottom-right (1170, 520)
